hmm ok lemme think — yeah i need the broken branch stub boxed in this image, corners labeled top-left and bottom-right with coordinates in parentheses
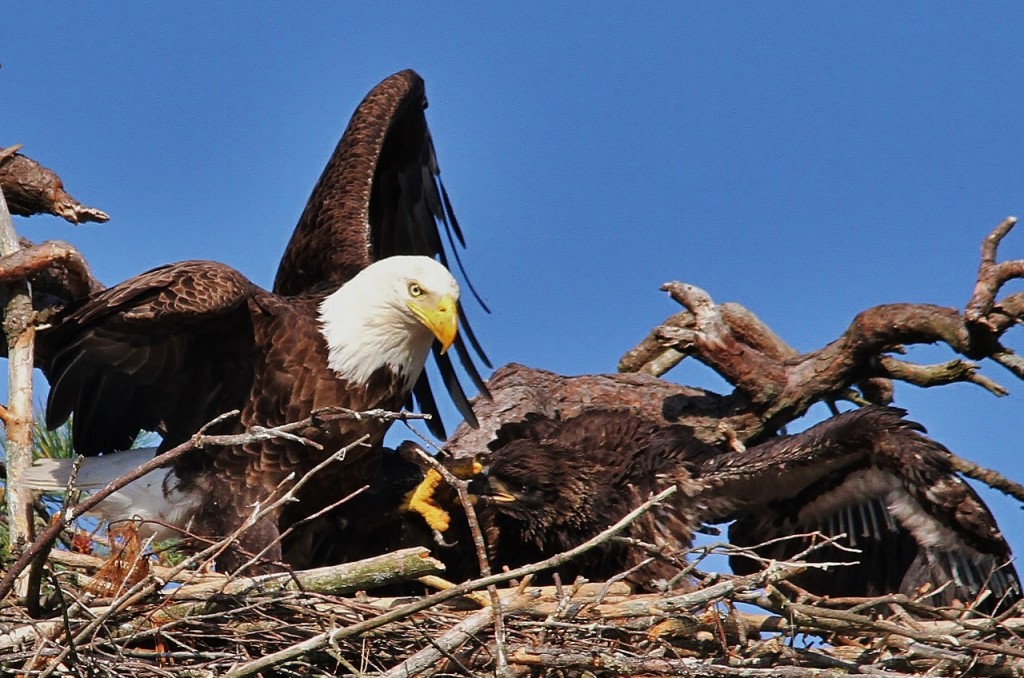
top-left (0, 147), bottom-right (109, 224)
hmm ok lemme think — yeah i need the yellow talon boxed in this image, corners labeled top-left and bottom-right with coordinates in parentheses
top-left (402, 468), bottom-right (452, 532)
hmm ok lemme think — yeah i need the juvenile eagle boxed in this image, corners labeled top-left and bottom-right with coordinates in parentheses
top-left (448, 406), bottom-right (1019, 610)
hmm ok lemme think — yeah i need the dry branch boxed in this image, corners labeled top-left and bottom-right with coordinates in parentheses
top-left (0, 146), bottom-right (109, 224)
top-left (0, 239), bottom-right (103, 302)
top-left (0, 185), bottom-right (35, 560)
top-left (620, 218), bottom-right (1024, 436)
top-left (4, 541), bottom-right (1022, 676)
top-left (173, 547), bottom-right (443, 600)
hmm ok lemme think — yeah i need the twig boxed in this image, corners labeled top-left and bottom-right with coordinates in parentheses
top-left (222, 486), bottom-right (679, 677)
top-left (947, 453), bottom-right (1024, 506)
top-left (401, 432), bottom-right (513, 674)
top-left (24, 457), bottom-right (84, 618)
top-left (0, 408), bottom-right (417, 602)
top-left (757, 592), bottom-right (1024, 660)
top-left (224, 438), bottom-right (365, 575)
top-left (507, 646), bottom-right (921, 677)
top-left (379, 594), bottom-right (531, 678)
top-left (876, 355), bottom-right (1008, 397)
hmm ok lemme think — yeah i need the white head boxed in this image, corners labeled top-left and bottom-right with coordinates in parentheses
top-left (319, 255), bottom-right (460, 390)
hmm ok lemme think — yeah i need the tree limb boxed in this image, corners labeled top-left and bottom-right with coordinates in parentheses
top-left (0, 147), bottom-right (109, 224)
top-left (0, 185), bottom-right (36, 569)
top-left (621, 219), bottom-right (1024, 434)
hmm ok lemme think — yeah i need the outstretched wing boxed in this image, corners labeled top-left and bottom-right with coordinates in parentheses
top-left (273, 70), bottom-right (490, 438)
top-left (713, 407), bottom-right (1021, 612)
top-left (42, 260), bottom-right (258, 456)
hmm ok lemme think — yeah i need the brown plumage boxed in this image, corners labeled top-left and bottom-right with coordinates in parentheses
top-left (462, 410), bottom-right (712, 590)
top-left (276, 69), bottom-right (491, 434)
top-left (714, 407), bottom-right (1020, 611)
top-left (33, 70), bottom-right (489, 572)
top-left (294, 413), bottom-right (713, 591)
top-left (280, 442), bottom-right (434, 569)
top-left (436, 402), bottom-right (1019, 610)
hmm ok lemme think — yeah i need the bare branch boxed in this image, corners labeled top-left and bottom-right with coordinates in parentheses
top-left (618, 219), bottom-right (1024, 436)
top-left (0, 147), bottom-right (109, 224)
top-left (877, 355), bottom-right (1008, 396)
top-left (967, 216), bottom-right (1020, 326)
top-left (0, 407), bottom-right (423, 602)
top-left (947, 453), bottom-right (1024, 506)
top-left (0, 185), bottom-right (36, 573)
top-left (0, 239), bottom-right (103, 300)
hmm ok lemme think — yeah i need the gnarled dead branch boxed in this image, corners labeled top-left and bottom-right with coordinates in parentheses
top-left (620, 218), bottom-right (1024, 437)
top-left (0, 146), bottom-right (109, 224)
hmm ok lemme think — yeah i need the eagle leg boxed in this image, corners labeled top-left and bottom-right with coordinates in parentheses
top-left (401, 459), bottom-right (483, 533)
top-left (402, 468), bottom-right (453, 532)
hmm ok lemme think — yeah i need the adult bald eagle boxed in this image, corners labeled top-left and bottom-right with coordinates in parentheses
top-left (24, 70), bottom-right (490, 571)
top-left (444, 406), bottom-right (1019, 611)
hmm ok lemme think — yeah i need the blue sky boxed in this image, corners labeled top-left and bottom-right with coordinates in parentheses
top-left (3, 5), bottom-right (1023, 555)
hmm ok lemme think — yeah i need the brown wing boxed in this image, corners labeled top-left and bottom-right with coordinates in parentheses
top-left (714, 407), bottom-right (1021, 612)
top-left (42, 260), bottom-right (258, 456)
top-left (272, 69), bottom-right (490, 438)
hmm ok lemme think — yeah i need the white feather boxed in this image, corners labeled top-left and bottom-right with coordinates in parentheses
top-left (319, 255), bottom-right (459, 389)
top-left (797, 466), bottom-right (964, 549)
top-left (22, 449), bottom-right (201, 541)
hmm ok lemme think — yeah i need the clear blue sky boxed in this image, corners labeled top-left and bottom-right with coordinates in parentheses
top-left (4, 5), bottom-right (1023, 555)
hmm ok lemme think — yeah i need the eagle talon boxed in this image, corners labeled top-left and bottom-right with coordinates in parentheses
top-left (432, 529), bottom-right (457, 547)
top-left (402, 468), bottom-right (453, 532)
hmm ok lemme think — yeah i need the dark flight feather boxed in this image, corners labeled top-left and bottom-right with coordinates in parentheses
top-left (273, 69), bottom-right (490, 438)
top-left (436, 401), bottom-right (1019, 610)
top-left (717, 407), bottom-right (1021, 611)
top-left (34, 72), bottom-right (490, 571)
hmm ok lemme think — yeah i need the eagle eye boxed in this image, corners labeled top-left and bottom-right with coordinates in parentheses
top-left (408, 282), bottom-right (423, 297)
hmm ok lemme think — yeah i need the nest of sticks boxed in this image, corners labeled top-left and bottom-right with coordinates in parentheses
top-left (2, 497), bottom-right (1023, 678)
top-left (3, 148), bottom-right (1024, 677)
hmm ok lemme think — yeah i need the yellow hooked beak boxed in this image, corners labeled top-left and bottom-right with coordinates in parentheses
top-left (408, 294), bottom-right (458, 354)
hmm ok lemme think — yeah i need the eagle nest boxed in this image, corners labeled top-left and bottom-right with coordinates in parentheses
top-left (1, 514), bottom-right (1023, 677)
top-left (4, 146), bottom-right (1024, 676)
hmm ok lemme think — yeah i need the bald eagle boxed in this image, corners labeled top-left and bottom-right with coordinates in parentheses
top-left (24, 70), bottom-right (490, 572)
top-left (440, 406), bottom-right (1019, 611)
